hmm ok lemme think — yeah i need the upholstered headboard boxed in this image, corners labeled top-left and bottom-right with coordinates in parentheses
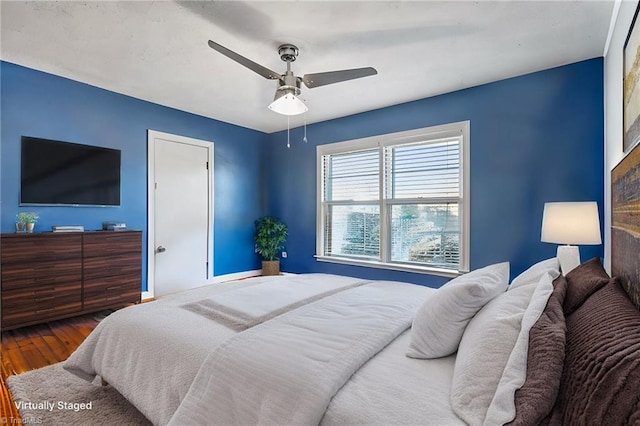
top-left (611, 141), bottom-right (640, 310)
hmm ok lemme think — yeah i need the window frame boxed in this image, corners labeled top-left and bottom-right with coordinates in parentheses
top-left (316, 121), bottom-right (470, 277)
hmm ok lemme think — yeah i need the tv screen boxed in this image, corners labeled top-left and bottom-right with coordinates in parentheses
top-left (21, 136), bottom-right (121, 206)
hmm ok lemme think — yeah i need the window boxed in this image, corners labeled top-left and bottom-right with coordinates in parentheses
top-left (317, 121), bottom-right (469, 275)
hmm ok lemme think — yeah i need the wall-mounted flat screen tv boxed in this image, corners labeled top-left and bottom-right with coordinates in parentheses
top-left (20, 136), bottom-right (121, 206)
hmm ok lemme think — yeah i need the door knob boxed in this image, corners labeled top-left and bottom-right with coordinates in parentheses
top-left (156, 246), bottom-right (166, 253)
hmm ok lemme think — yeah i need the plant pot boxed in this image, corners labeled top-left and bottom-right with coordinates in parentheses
top-left (26, 223), bottom-right (35, 233)
top-left (15, 222), bottom-right (26, 233)
top-left (261, 260), bottom-right (280, 276)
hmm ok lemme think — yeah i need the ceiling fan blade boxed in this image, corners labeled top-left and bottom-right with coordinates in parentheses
top-left (208, 40), bottom-right (282, 81)
top-left (302, 67), bottom-right (377, 88)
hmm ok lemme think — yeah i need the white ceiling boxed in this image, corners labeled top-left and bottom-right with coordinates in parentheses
top-left (1, 1), bottom-right (614, 133)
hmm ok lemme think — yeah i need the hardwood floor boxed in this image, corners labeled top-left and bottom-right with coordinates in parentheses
top-left (1, 312), bottom-right (105, 422)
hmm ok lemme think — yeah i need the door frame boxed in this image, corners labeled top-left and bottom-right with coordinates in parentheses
top-left (146, 130), bottom-right (214, 299)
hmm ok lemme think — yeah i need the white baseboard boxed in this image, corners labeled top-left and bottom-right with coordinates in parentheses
top-left (206, 269), bottom-right (262, 284)
top-left (141, 269), bottom-right (262, 301)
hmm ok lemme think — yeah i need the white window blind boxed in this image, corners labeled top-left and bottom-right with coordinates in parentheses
top-left (385, 139), bottom-right (460, 199)
top-left (323, 150), bottom-right (379, 201)
top-left (317, 122), bottom-right (469, 274)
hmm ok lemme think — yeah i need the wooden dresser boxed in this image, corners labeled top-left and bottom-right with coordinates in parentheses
top-left (1, 230), bottom-right (142, 330)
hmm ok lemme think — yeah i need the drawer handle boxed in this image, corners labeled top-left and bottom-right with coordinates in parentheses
top-left (35, 296), bottom-right (56, 302)
top-left (106, 286), bottom-right (123, 291)
top-left (27, 289), bottom-right (58, 297)
top-left (36, 307), bottom-right (56, 313)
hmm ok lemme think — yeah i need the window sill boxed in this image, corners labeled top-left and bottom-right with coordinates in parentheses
top-left (315, 255), bottom-right (464, 278)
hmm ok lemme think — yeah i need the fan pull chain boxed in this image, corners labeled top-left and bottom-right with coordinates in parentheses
top-left (303, 113), bottom-right (308, 143)
top-left (287, 116), bottom-right (291, 148)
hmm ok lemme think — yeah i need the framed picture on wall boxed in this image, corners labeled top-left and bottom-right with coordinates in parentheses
top-left (623, 1), bottom-right (640, 153)
top-left (611, 140), bottom-right (640, 310)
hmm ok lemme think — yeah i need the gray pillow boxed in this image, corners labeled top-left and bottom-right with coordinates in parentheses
top-left (484, 272), bottom-right (555, 425)
top-left (509, 257), bottom-right (559, 290)
top-left (406, 262), bottom-right (509, 359)
top-left (450, 281), bottom-right (540, 425)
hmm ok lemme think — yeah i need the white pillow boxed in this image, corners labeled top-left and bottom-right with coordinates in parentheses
top-left (509, 258), bottom-right (559, 290)
top-left (406, 262), bottom-right (509, 359)
top-left (450, 282), bottom-right (536, 426)
top-left (483, 272), bottom-right (555, 425)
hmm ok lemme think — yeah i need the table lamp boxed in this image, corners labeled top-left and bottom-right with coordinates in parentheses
top-left (541, 201), bottom-right (601, 275)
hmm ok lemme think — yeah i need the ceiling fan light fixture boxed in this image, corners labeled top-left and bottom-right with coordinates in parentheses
top-left (207, 40), bottom-right (376, 118)
top-left (268, 91), bottom-right (308, 116)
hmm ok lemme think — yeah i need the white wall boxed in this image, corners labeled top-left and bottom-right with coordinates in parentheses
top-left (604, 0), bottom-right (639, 271)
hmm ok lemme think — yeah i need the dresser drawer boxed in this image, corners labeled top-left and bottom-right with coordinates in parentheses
top-left (83, 292), bottom-right (140, 312)
top-left (1, 234), bottom-right (81, 263)
top-left (83, 254), bottom-right (142, 280)
top-left (1, 260), bottom-right (82, 291)
top-left (1, 292), bottom-right (81, 328)
top-left (2, 282), bottom-right (81, 310)
top-left (83, 232), bottom-right (142, 258)
top-left (84, 274), bottom-right (140, 293)
top-left (84, 274), bottom-right (140, 310)
top-left (83, 278), bottom-right (140, 312)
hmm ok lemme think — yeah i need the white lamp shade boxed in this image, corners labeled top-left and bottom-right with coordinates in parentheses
top-left (541, 202), bottom-right (601, 245)
top-left (268, 93), bottom-right (308, 116)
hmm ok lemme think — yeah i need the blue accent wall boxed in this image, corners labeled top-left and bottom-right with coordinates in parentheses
top-left (266, 58), bottom-right (605, 286)
top-left (2, 58), bottom-right (605, 291)
top-left (1, 61), bottom-right (268, 290)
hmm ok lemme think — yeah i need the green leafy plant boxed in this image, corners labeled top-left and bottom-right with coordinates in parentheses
top-left (16, 212), bottom-right (39, 223)
top-left (254, 216), bottom-right (288, 261)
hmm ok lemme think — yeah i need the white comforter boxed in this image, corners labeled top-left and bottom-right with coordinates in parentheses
top-left (64, 273), bottom-right (463, 425)
top-left (169, 281), bottom-right (425, 425)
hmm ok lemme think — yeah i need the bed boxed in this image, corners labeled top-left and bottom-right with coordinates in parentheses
top-left (63, 258), bottom-right (640, 425)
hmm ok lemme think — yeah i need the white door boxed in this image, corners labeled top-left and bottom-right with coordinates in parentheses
top-left (148, 131), bottom-right (213, 298)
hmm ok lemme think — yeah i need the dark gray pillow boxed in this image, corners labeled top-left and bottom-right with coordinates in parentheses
top-left (548, 279), bottom-right (640, 425)
top-left (508, 275), bottom-right (567, 426)
top-left (563, 257), bottom-right (609, 315)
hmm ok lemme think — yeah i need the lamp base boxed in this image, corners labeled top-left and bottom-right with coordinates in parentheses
top-left (557, 245), bottom-right (580, 275)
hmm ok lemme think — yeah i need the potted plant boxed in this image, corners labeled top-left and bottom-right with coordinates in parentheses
top-left (16, 212), bottom-right (39, 233)
top-left (254, 216), bottom-right (288, 276)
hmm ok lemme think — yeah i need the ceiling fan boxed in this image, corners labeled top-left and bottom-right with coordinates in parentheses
top-left (207, 40), bottom-right (378, 115)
